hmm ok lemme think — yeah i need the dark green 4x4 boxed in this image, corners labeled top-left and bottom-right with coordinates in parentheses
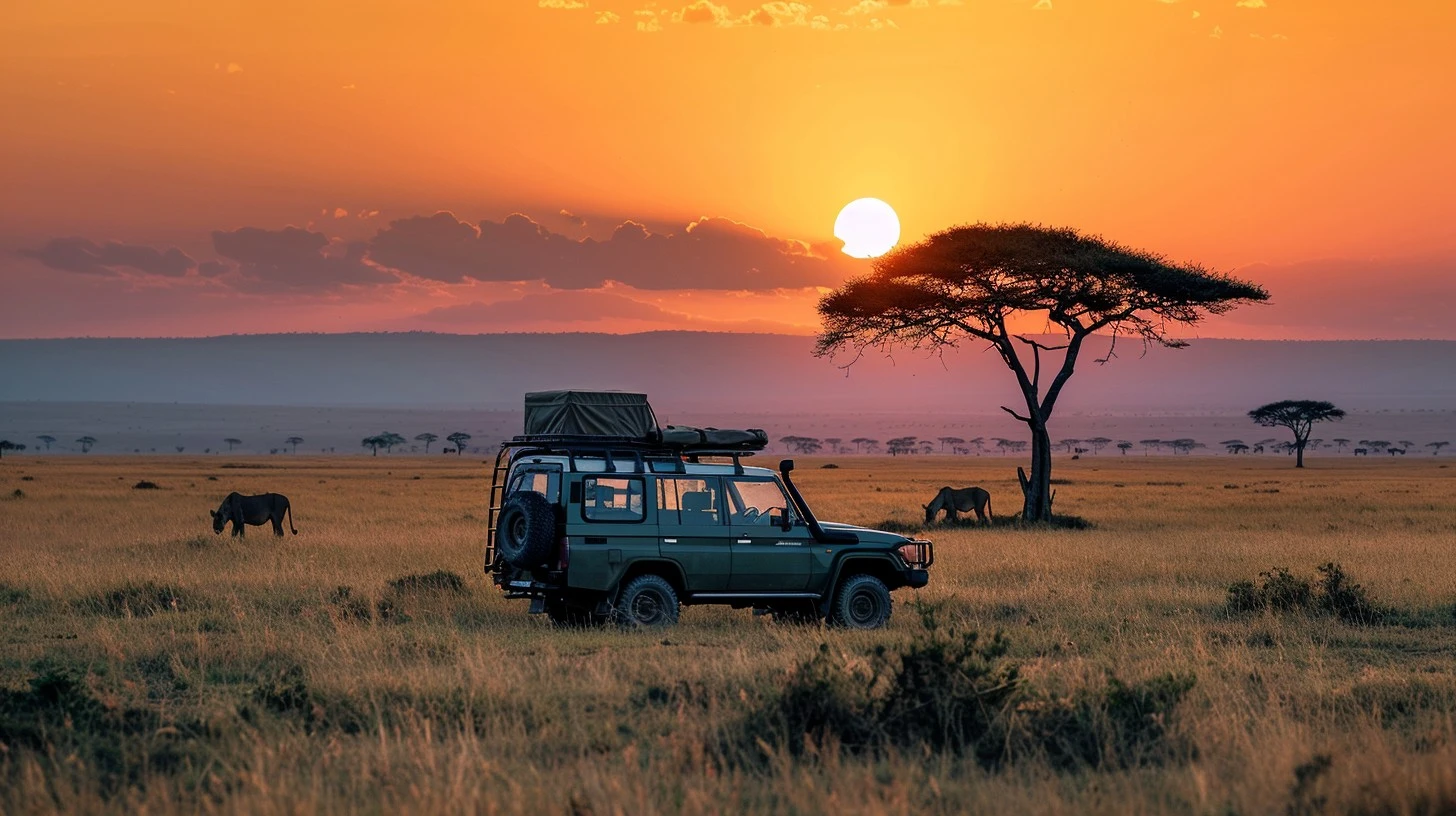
top-left (485, 418), bottom-right (934, 629)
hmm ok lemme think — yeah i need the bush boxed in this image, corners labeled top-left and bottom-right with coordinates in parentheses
top-left (133, 480), bottom-right (161, 490)
top-left (82, 582), bottom-right (187, 617)
top-left (387, 570), bottom-right (467, 595)
top-left (1226, 563), bottom-right (1389, 625)
top-left (1316, 562), bottom-right (1388, 625)
top-left (727, 603), bottom-right (1194, 771)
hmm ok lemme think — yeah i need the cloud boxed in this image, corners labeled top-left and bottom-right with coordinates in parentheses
top-left (595, 10), bottom-right (621, 22)
top-left (636, 9), bottom-right (663, 31)
top-left (558, 209), bottom-right (587, 227)
top-left (1234, 0), bottom-right (1266, 6)
top-left (367, 211), bottom-right (858, 290)
top-left (674, 0), bottom-right (731, 24)
top-left (1033, 0), bottom-right (1053, 9)
top-left (22, 238), bottom-right (195, 278)
top-left (211, 226), bottom-right (396, 291)
top-left (539, 0), bottom-right (589, 7)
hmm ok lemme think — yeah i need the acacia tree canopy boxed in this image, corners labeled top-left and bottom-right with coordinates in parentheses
top-left (816, 223), bottom-right (1269, 520)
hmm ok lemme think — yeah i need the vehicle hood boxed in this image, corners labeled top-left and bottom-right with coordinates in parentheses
top-left (819, 521), bottom-right (921, 545)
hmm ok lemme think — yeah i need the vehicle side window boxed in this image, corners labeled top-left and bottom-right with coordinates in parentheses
top-left (509, 468), bottom-right (561, 503)
top-left (656, 477), bottom-right (722, 526)
top-left (725, 478), bottom-right (791, 525)
top-left (582, 476), bottom-right (645, 522)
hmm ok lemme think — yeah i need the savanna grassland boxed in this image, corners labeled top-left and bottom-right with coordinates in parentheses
top-left (3, 453), bottom-right (1456, 815)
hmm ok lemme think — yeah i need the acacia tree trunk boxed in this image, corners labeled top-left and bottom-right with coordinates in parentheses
top-left (1295, 438), bottom-right (1306, 468)
top-left (1020, 421), bottom-right (1055, 521)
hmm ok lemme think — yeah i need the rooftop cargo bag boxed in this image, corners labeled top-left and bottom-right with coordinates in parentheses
top-left (524, 391), bottom-right (658, 438)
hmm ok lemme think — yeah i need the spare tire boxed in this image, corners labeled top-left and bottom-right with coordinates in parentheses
top-left (496, 491), bottom-right (557, 568)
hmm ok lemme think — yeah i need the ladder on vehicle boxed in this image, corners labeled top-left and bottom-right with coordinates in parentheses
top-left (484, 446), bottom-right (511, 570)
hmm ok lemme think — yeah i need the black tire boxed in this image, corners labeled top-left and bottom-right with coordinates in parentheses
top-left (613, 574), bottom-right (680, 629)
top-left (545, 600), bottom-right (605, 628)
top-left (829, 574), bottom-right (893, 630)
top-left (770, 600), bottom-right (822, 626)
top-left (496, 491), bottom-right (557, 569)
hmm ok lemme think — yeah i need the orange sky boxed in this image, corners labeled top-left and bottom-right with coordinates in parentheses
top-left (3, 0), bottom-right (1454, 338)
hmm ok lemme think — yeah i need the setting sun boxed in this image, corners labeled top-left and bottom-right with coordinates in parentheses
top-left (834, 198), bottom-right (901, 259)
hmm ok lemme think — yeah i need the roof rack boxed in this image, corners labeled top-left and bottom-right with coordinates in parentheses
top-left (500, 435), bottom-right (756, 475)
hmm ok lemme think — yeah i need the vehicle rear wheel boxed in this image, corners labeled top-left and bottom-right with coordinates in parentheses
top-left (613, 574), bottom-right (680, 629)
top-left (496, 491), bottom-right (557, 568)
top-left (829, 574), bottom-right (892, 630)
top-left (770, 600), bottom-right (822, 626)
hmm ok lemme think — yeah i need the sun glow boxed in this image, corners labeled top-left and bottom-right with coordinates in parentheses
top-left (834, 198), bottom-right (901, 259)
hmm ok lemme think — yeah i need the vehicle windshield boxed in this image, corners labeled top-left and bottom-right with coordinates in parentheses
top-left (724, 477), bottom-right (792, 525)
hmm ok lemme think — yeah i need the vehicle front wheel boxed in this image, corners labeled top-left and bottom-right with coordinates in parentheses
top-left (829, 574), bottom-right (892, 629)
top-left (613, 574), bottom-right (681, 629)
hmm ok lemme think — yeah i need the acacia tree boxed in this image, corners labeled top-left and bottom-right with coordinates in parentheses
top-left (446, 431), bottom-right (471, 454)
top-left (362, 435), bottom-right (386, 456)
top-left (415, 433), bottom-right (439, 454)
top-left (76, 436), bottom-right (97, 453)
top-left (816, 223), bottom-right (1267, 521)
top-left (1247, 400), bottom-right (1345, 468)
top-left (224, 438), bottom-right (241, 452)
top-left (1428, 441), bottom-right (1449, 456)
top-left (285, 436), bottom-right (304, 453)
top-left (36, 435), bottom-right (56, 451)
top-left (0, 440), bottom-right (24, 459)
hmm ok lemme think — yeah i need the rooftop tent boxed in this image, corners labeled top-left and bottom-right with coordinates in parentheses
top-left (523, 390), bottom-right (659, 438)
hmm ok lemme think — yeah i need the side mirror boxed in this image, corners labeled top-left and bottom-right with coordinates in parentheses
top-left (771, 510), bottom-right (790, 532)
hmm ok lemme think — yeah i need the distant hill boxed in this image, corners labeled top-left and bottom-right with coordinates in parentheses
top-left (2, 332), bottom-right (1454, 414)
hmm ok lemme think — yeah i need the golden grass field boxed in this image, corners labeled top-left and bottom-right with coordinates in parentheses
top-left (2, 453), bottom-right (1456, 814)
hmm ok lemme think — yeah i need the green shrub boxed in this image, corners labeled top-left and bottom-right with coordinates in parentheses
top-left (1226, 563), bottom-right (1389, 625)
top-left (1316, 562), bottom-right (1388, 625)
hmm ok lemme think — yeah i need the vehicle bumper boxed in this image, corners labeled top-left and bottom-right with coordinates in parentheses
top-left (905, 569), bottom-right (929, 589)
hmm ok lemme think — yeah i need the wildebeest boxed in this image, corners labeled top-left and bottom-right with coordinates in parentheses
top-left (210, 492), bottom-right (298, 537)
top-left (923, 486), bottom-right (993, 525)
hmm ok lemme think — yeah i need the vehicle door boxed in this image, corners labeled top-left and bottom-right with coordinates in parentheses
top-left (655, 476), bottom-right (731, 592)
top-left (725, 476), bottom-right (812, 591)
top-left (565, 473), bottom-right (653, 592)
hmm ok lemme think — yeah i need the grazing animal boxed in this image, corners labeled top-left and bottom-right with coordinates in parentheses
top-left (210, 492), bottom-right (297, 537)
top-left (923, 486), bottom-right (993, 525)
top-left (1354, 448), bottom-right (1368, 456)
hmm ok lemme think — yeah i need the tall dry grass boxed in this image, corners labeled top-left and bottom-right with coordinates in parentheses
top-left (2, 453), bottom-right (1455, 814)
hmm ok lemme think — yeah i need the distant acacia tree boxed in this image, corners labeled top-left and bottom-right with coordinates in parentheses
top-left (415, 433), bottom-right (439, 454)
top-left (224, 438), bottom-right (241, 452)
top-left (886, 437), bottom-right (916, 456)
top-left (285, 436), bottom-right (304, 453)
top-left (362, 435), bottom-right (386, 456)
top-left (823, 437), bottom-right (844, 454)
top-left (850, 437), bottom-right (871, 453)
top-left (446, 432), bottom-right (471, 455)
top-left (862, 439), bottom-right (881, 454)
top-left (1116, 441), bottom-right (1133, 455)
top-left (1332, 438), bottom-right (1351, 452)
top-left (816, 223), bottom-right (1267, 521)
top-left (1058, 439), bottom-right (1081, 454)
top-left (1221, 439), bottom-right (1245, 454)
top-left (76, 436), bottom-right (97, 453)
top-left (373, 432), bottom-right (406, 453)
top-left (968, 437), bottom-right (986, 455)
top-left (1085, 437), bottom-right (1113, 455)
top-left (937, 436), bottom-right (964, 453)
top-left (1248, 400), bottom-right (1345, 468)
top-left (1139, 439), bottom-right (1161, 456)
top-left (36, 435), bottom-right (56, 451)
top-left (1427, 441), bottom-right (1449, 455)
top-left (0, 440), bottom-right (24, 459)
top-left (176, 446), bottom-right (185, 453)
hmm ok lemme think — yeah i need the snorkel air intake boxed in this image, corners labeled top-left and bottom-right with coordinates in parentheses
top-left (779, 459), bottom-right (858, 544)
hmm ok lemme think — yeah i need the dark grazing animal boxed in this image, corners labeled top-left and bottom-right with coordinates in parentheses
top-left (210, 492), bottom-right (298, 537)
top-left (923, 486), bottom-right (993, 525)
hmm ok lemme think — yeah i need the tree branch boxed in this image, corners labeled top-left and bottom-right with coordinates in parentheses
top-left (1001, 405), bottom-right (1032, 424)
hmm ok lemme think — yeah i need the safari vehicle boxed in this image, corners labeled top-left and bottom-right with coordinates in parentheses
top-left (485, 391), bottom-right (933, 629)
